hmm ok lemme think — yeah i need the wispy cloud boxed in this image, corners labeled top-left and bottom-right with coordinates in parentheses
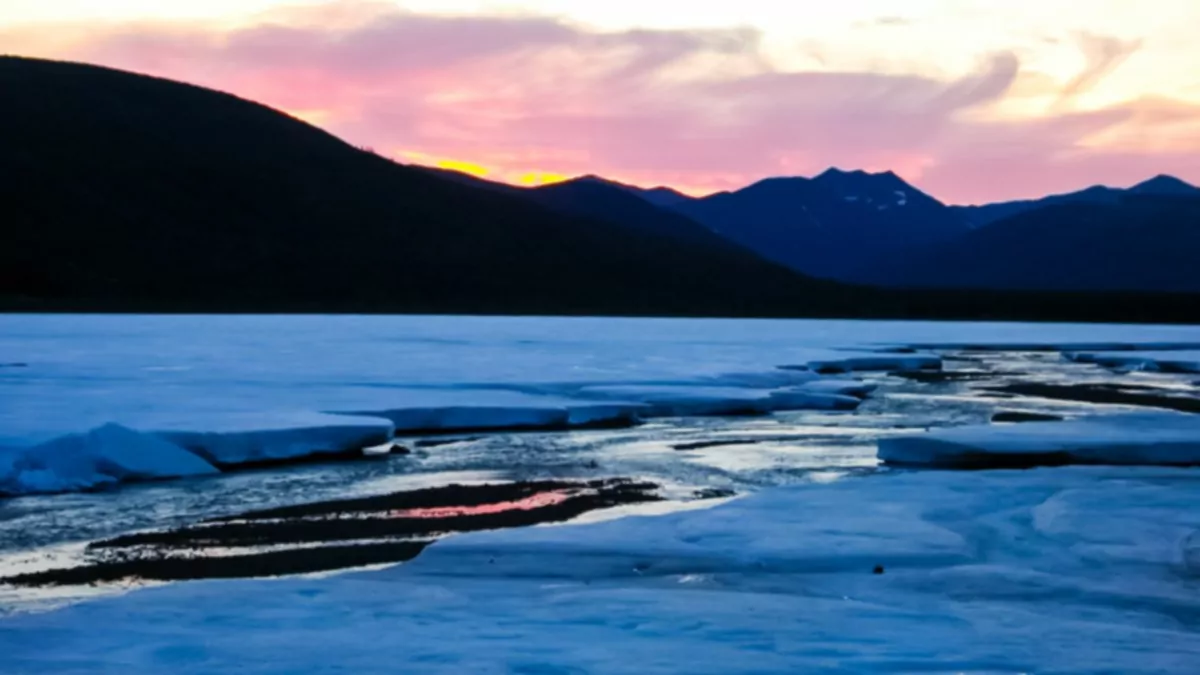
top-left (1056, 32), bottom-right (1143, 104)
top-left (4, 2), bottom-right (1198, 202)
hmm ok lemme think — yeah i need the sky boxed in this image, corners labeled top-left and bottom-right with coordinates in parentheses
top-left (3, 0), bottom-right (1199, 203)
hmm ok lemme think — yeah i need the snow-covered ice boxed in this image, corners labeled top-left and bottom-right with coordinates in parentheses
top-left (3, 315), bottom-right (1200, 671)
top-left (0, 425), bottom-right (218, 496)
top-left (155, 413), bottom-right (395, 467)
top-left (342, 403), bottom-right (642, 433)
top-left (1066, 349), bottom-right (1200, 374)
top-left (0, 413), bottom-right (394, 495)
top-left (2, 315), bottom-right (1199, 496)
top-left (3, 467), bottom-right (1197, 673)
top-left (879, 412), bottom-right (1200, 468)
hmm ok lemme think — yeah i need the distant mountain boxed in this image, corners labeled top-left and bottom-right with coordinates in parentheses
top-left (0, 56), bottom-right (848, 316)
top-left (529, 178), bottom-right (725, 246)
top-left (573, 175), bottom-right (694, 208)
top-left (415, 170), bottom-right (719, 246)
top-left (865, 193), bottom-right (1200, 292)
top-left (669, 168), bottom-right (970, 282)
top-left (952, 175), bottom-right (1200, 228)
top-left (1128, 174), bottom-right (1200, 196)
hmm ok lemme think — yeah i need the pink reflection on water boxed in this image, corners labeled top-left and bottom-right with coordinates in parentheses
top-left (389, 490), bottom-right (573, 519)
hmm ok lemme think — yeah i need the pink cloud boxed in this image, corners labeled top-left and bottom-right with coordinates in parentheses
top-left (6, 4), bottom-right (1199, 202)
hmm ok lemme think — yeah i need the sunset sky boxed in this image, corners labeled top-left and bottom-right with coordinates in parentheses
top-left (4, 0), bottom-right (1199, 203)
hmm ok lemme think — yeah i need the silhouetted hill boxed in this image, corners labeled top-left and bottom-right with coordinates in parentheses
top-left (1129, 175), bottom-right (1200, 196)
top-left (951, 175), bottom-right (1199, 227)
top-left (669, 169), bottom-right (969, 282)
top-left (414, 170), bottom-right (725, 247)
top-left (572, 175), bottom-right (693, 208)
top-left (3, 57), bottom-right (1199, 322)
top-left (530, 178), bottom-right (718, 245)
top-left (866, 194), bottom-right (1200, 291)
top-left (0, 56), bottom-right (851, 316)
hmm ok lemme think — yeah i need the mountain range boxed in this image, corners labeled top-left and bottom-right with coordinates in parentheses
top-left (950, 174), bottom-right (1200, 228)
top-left (669, 168), bottom-right (968, 282)
top-left (866, 193), bottom-right (1200, 291)
top-left (2, 55), bottom-right (1198, 321)
top-left (584, 168), bottom-right (1200, 293)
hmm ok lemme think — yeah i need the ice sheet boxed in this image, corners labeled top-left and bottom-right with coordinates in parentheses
top-left (154, 413), bottom-right (395, 467)
top-left (878, 413), bottom-right (1200, 468)
top-left (3, 468), bottom-right (1197, 673)
top-left (4, 315), bottom-right (1200, 496)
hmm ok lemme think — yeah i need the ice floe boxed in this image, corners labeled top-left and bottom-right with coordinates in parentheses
top-left (0, 424), bottom-right (218, 496)
top-left (878, 412), bottom-right (1200, 468)
top-left (338, 403), bottom-right (643, 434)
top-left (155, 413), bottom-right (395, 468)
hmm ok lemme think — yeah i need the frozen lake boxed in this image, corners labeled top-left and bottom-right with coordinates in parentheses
top-left (2, 315), bottom-right (1200, 672)
top-left (5, 313), bottom-right (1200, 444)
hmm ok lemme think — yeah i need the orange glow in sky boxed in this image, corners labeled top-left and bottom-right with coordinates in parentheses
top-left (3, 0), bottom-right (1199, 203)
top-left (434, 159), bottom-right (492, 179)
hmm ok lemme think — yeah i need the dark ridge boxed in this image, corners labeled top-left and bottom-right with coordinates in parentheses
top-left (95, 481), bottom-right (661, 549)
top-left (2, 479), bottom-right (663, 588)
top-left (991, 411), bottom-right (1065, 423)
top-left (12, 291), bottom-right (1200, 323)
top-left (673, 439), bottom-right (766, 451)
top-left (800, 359), bottom-right (941, 376)
top-left (1138, 361), bottom-right (1200, 375)
top-left (670, 436), bottom-right (823, 451)
top-left (986, 382), bottom-right (1200, 414)
top-left (905, 342), bottom-right (1200, 353)
top-left (411, 437), bottom-right (482, 448)
top-left (693, 488), bottom-right (738, 500)
top-left (1, 541), bottom-right (431, 587)
top-left (884, 452), bottom-right (1200, 470)
top-left (883, 451), bottom-right (1083, 470)
top-left (890, 370), bottom-right (1003, 383)
top-left (204, 479), bottom-right (637, 522)
top-left (329, 412), bottom-right (643, 436)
